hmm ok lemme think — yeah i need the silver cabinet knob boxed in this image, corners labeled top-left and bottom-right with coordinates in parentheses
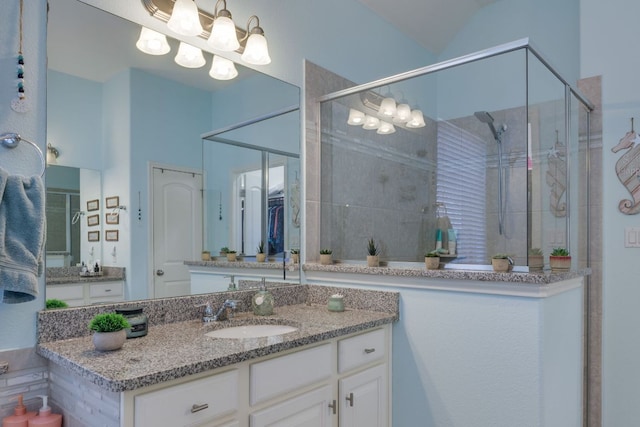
top-left (156, 269), bottom-right (164, 276)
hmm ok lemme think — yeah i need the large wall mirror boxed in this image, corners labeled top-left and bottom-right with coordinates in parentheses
top-left (46, 0), bottom-right (301, 303)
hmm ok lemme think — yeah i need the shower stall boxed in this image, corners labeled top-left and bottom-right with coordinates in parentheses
top-left (317, 38), bottom-right (593, 270)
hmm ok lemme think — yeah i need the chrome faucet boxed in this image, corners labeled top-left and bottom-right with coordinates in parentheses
top-left (206, 299), bottom-right (238, 322)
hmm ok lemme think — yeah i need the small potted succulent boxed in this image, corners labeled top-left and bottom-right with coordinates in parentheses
top-left (256, 241), bottom-right (266, 263)
top-left (366, 238), bottom-right (380, 267)
top-left (88, 313), bottom-right (130, 351)
top-left (528, 248), bottom-right (544, 272)
top-left (549, 247), bottom-right (571, 272)
top-left (491, 253), bottom-right (512, 272)
top-left (226, 250), bottom-right (237, 262)
top-left (425, 250), bottom-right (440, 270)
top-left (290, 248), bottom-right (300, 264)
top-left (219, 246), bottom-right (230, 257)
top-left (45, 299), bottom-right (69, 310)
top-left (319, 248), bottom-right (333, 265)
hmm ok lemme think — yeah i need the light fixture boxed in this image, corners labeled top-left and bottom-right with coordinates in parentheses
top-left (143, 0), bottom-right (273, 66)
top-left (347, 109), bottom-right (365, 125)
top-left (136, 27), bottom-right (171, 55)
top-left (240, 16), bottom-right (271, 65)
top-left (406, 110), bottom-right (426, 128)
top-left (47, 143), bottom-right (59, 165)
top-left (209, 55), bottom-right (238, 80)
top-left (393, 103), bottom-right (411, 123)
top-left (379, 97), bottom-right (397, 117)
top-left (207, 0), bottom-right (240, 52)
top-left (174, 42), bottom-right (206, 68)
top-left (377, 121), bottom-right (396, 135)
top-left (362, 115), bottom-right (381, 130)
top-left (167, 0), bottom-right (203, 36)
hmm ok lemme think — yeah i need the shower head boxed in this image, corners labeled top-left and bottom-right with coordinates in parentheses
top-left (474, 111), bottom-right (501, 142)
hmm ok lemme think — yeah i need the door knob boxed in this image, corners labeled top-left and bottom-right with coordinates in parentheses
top-left (156, 269), bottom-right (164, 276)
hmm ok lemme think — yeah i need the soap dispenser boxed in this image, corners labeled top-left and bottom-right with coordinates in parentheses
top-left (27, 396), bottom-right (61, 427)
top-left (252, 278), bottom-right (273, 316)
top-left (2, 394), bottom-right (36, 427)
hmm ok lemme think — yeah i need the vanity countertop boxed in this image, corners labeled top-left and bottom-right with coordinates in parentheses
top-left (36, 303), bottom-right (396, 393)
top-left (46, 266), bottom-right (125, 285)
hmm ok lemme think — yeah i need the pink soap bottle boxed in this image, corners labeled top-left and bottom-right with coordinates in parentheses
top-left (2, 394), bottom-right (36, 427)
top-left (27, 396), bottom-right (61, 427)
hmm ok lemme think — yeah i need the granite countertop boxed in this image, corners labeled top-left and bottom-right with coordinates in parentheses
top-left (303, 262), bottom-right (589, 285)
top-left (46, 266), bottom-right (126, 285)
top-left (36, 304), bottom-right (396, 393)
top-left (185, 260), bottom-right (298, 271)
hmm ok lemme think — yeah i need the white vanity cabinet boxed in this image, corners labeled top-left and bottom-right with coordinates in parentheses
top-left (121, 324), bottom-right (391, 427)
top-left (47, 280), bottom-right (124, 306)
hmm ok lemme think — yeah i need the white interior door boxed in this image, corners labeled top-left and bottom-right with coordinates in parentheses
top-left (152, 167), bottom-right (202, 298)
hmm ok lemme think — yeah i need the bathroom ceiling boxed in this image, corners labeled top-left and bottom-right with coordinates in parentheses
top-left (357, 0), bottom-right (497, 53)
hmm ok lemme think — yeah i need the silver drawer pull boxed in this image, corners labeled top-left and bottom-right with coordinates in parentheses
top-left (346, 392), bottom-right (354, 407)
top-left (191, 403), bottom-right (209, 413)
top-left (364, 348), bottom-right (376, 354)
top-left (104, 289), bottom-right (112, 292)
top-left (328, 399), bottom-right (337, 414)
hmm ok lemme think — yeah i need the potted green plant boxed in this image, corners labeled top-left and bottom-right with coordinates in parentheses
top-left (88, 313), bottom-right (130, 351)
top-left (366, 238), bottom-right (380, 267)
top-left (425, 250), bottom-right (440, 270)
top-left (45, 299), bottom-right (69, 310)
top-left (290, 248), bottom-right (300, 264)
top-left (528, 248), bottom-right (544, 272)
top-left (491, 253), bottom-right (512, 272)
top-left (219, 246), bottom-right (230, 257)
top-left (256, 241), bottom-right (266, 262)
top-left (319, 248), bottom-right (333, 265)
top-left (549, 247), bottom-right (571, 272)
top-left (226, 250), bottom-right (237, 262)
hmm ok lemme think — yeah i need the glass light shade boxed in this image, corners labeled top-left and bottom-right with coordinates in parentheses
top-left (393, 103), bottom-right (411, 123)
top-left (46, 145), bottom-right (58, 165)
top-left (167, 0), bottom-right (203, 36)
top-left (377, 121), bottom-right (396, 135)
top-left (209, 55), bottom-right (238, 80)
top-left (362, 115), bottom-right (381, 130)
top-left (347, 109), bottom-right (365, 125)
top-left (241, 33), bottom-right (271, 65)
top-left (136, 27), bottom-right (171, 55)
top-left (174, 42), bottom-right (206, 68)
top-left (379, 97), bottom-right (397, 117)
top-left (406, 110), bottom-right (426, 128)
top-left (208, 16), bottom-right (240, 51)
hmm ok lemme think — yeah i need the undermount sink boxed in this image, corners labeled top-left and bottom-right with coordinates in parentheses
top-left (205, 324), bottom-right (298, 339)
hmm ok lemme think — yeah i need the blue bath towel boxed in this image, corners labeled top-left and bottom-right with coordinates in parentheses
top-left (0, 168), bottom-right (45, 303)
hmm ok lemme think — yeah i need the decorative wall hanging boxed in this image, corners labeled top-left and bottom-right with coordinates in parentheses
top-left (105, 230), bottom-right (119, 242)
top-left (106, 212), bottom-right (119, 225)
top-left (88, 231), bottom-right (100, 242)
top-left (10, 0), bottom-right (28, 113)
top-left (612, 118), bottom-right (640, 215)
top-left (87, 214), bottom-right (99, 227)
top-left (87, 199), bottom-right (99, 211)
top-left (106, 196), bottom-right (120, 209)
top-left (546, 130), bottom-right (567, 217)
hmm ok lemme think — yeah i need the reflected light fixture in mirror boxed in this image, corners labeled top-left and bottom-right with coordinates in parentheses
top-left (377, 121), bottom-right (396, 135)
top-left (347, 109), bottom-right (365, 125)
top-left (207, 0), bottom-right (240, 52)
top-left (362, 115), bottom-right (380, 130)
top-left (406, 109), bottom-right (426, 128)
top-left (379, 97), bottom-right (396, 118)
top-left (167, 0), bottom-right (203, 36)
top-left (136, 27), bottom-right (171, 55)
top-left (209, 55), bottom-right (238, 80)
top-left (46, 144), bottom-right (59, 165)
top-left (174, 42), bottom-right (206, 68)
top-left (393, 103), bottom-right (411, 123)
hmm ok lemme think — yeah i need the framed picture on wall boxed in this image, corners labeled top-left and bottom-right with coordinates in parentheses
top-left (106, 196), bottom-right (119, 209)
top-left (87, 199), bottom-right (99, 211)
top-left (88, 231), bottom-right (100, 242)
top-left (87, 214), bottom-right (99, 227)
top-left (106, 212), bottom-right (119, 225)
top-left (105, 229), bottom-right (119, 242)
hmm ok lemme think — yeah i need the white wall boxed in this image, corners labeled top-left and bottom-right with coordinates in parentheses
top-left (581, 0), bottom-right (640, 425)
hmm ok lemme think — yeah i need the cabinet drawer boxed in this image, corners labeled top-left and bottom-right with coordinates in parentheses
top-left (89, 281), bottom-right (123, 298)
top-left (338, 328), bottom-right (386, 373)
top-left (250, 343), bottom-right (332, 405)
top-left (47, 284), bottom-right (83, 301)
top-left (134, 369), bottom-right (239, 427)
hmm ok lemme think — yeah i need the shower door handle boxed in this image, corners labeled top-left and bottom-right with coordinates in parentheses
top-left (156, 269), bottom-right (164, 276)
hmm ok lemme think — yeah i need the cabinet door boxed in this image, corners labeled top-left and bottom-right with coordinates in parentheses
top-left (250, 385), bottom-right (333, 427)
top-left (339, 364), bottom-right (387, 427)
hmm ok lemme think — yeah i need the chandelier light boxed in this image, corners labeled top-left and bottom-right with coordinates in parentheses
top-left (347, 109), bottom-right (365, 125)
top-left (136, 27), bottom-right (171, 55)
top-left (174, 42), bottom-right (206, 68)
top-left (209, 55), bottom-right (238, 80)
top-left (362, 115), bottom-right (381, 130)
top-left (393, 103), bottom-right (411, 123)
top-left (377, 121), bottom-right (396, 135)
top-left (406, 110), bottom-right (426, 128)
top-left (207, 0), bottom-right (240, 52)
top-left (379, 97), bottom-right (397, 118)
top-left (167, 0), bottom-right (203, 37)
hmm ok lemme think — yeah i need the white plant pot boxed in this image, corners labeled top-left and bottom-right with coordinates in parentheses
top-left (92, 330), bottom-right (126, 351)
top-left (367, 255), bottom-right (379, 267)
